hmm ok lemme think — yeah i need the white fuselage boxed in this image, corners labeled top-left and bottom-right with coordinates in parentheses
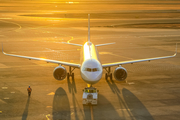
top-left (80, 42), bottom-right (103, 84)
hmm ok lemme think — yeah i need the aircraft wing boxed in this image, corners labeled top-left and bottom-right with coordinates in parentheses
top-left (102, 44), bottom-right (177, 68)
top-left (2, 45), bottom-right (80, 68)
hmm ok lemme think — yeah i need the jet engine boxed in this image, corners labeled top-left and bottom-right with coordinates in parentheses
top-left (53, 66), bottom-right (67, 80)
top-left (114, 66), bottom-right (127, 81)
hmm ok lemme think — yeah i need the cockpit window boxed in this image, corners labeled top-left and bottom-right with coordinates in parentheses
top-left (92, 68), bottom-right (98, 72)
top-left (86, 68), bottom-right (91, 72)
top-left (83, 68), bottom-right (100, 72)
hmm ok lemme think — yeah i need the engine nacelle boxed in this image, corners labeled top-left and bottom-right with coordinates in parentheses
top-left (114, 66), bottom-right (127, 81)
top-left (53, 66), bottom-right (67, 80)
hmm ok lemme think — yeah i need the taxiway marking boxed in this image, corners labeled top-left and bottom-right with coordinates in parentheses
top-left (4, 97), bottom-right (9, 100)
top-left (2, 87), bottom-right (8, 89)
top-left (46, 114), bottom-right (50, 120)
top-left (0, 63), bottom-right (9, 68)
top-left (90, 105), bottom-right (94, 120)
top-left (67, 36), bottom-right (74, 43)
top-left (47, 92), bottom-right (55, 95)
top-left (0, 20), bottom-right (22, 32)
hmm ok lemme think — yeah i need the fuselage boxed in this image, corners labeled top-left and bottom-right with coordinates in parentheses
top-left (80, 42), bottom-right (103, 84)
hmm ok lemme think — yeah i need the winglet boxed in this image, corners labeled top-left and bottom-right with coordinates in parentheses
top-left (2, 43), bottom-right (4, 54)
top-left (88, 14), bottom-right (90, 42)
top-left (175, 43), bottom-right (178, 56)
top-left (2, 43), bottom-right (6, 55)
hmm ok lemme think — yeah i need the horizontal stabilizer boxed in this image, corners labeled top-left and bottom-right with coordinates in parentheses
top-left (61, 42), bottom-right (82, 47)
top-left (96, 42), bottom-right (115, 47)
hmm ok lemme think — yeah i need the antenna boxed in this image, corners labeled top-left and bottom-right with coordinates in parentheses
top-left (88, 14), bottom-right (90, 42)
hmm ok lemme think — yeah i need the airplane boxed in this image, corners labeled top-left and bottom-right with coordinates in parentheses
top-left (2, 14), bottom-right (177, 85)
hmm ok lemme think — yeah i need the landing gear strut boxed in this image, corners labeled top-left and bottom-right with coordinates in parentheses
top-left (67, 66), bottom-right (75, 80)
top-left (105, 67), bottom-right (112, 80)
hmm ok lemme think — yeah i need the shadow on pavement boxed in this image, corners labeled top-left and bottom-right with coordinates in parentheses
top-left (122, 88), bottom-right (154, 120)
top-left (105, 78), bottom-right (120, 94)
top-left (52, 87), bottom-right (71, 120)
top-left (105, 78), bottom-right (142, 119)
top-left (67, 77), bottom-right (77, 93)
top-left (83, 94), bottom-right (121, 120)
top-left (22, 97), bottom-right (30, 120)
top-left (68, 77), bottom-right (84, 120)
top-left (106, 78), bottom-right (154, 119)
top-left (67, 76), bottom-right (85, 119)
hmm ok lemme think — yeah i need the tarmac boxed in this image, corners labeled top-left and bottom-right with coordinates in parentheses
top-left (0, 0), bottom-right (180, 120)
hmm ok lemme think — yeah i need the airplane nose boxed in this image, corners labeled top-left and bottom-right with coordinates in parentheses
top-left (87, 74), bottom-right (98, 80)
top-left (84, 72), bottom-right (102, 81)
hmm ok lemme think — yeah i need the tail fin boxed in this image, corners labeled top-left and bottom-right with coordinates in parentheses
top-left (88, 14), bottom-right (90, 42)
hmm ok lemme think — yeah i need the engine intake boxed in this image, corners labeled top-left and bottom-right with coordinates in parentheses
top-left (114, 66), bottom-right (127, 81)
top-left (53, 66), bottom-right (67, 80)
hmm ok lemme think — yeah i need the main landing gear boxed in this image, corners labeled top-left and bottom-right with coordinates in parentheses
top-left (105, 67), bottom-right (112, 80)
top-left (67, 66), bottom-right (75, 80)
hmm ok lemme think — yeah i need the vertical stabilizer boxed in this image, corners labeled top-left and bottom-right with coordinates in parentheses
top-left (88, 14), bottom-right (90, 42)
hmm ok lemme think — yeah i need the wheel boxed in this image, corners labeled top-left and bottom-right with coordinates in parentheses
top-left (72, 73), bottom-right (74, 80)
top-left (105, 73), bottom-right (107, 80)
top-left (110, 73), bottom-right (112, 80)
top-left (67, 73), bottom-right (69, 80)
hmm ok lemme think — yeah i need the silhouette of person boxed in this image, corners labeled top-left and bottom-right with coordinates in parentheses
top-left (27, 85), bottom-right (32, 97)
